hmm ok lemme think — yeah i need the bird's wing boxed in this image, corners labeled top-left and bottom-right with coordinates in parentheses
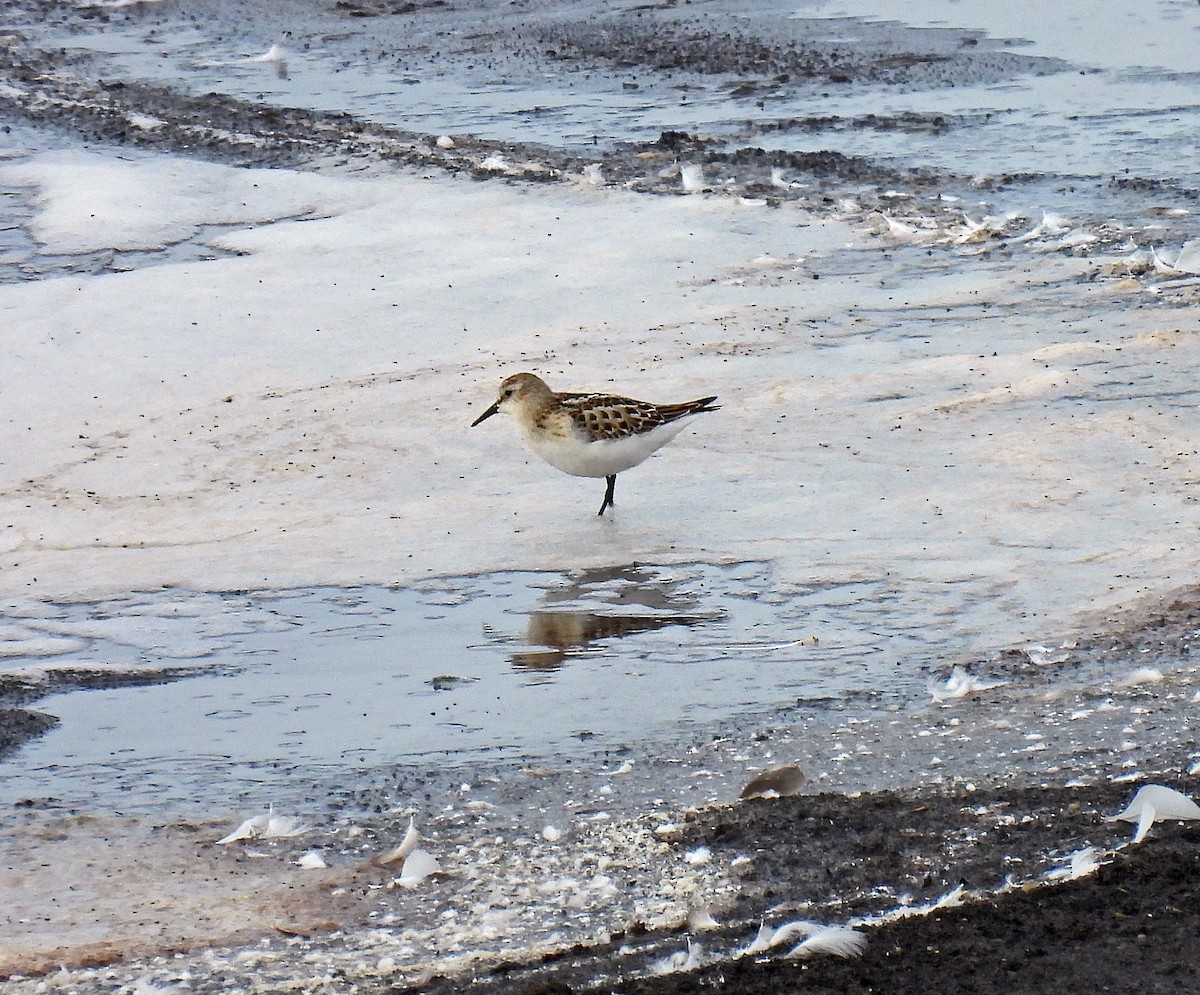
top-left (560, 394), bottom-right (669, 440)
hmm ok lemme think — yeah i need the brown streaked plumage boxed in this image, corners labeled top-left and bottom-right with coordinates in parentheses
top-left (471, 372), bottom-right (719, 515)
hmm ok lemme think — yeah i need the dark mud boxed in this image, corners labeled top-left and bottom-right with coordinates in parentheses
top-left (522, 13), bottom-right (1061, 87)
top-left (0, 37), bottom-right (946, 193)
top-left (404, 782), bottom-right (1200, 995)
top-left (0, 707), bottom-right (57, 759)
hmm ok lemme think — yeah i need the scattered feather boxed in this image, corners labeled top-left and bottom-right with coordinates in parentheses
top-left (249, 43), bottom-right (286, 64)
top-left (766, 919), bottom-right (827, 948)
top-left (769, 167), bottom-right (806, 190)
top-left (1012, 212), bottom-right (1072, 243)
top-left (1108, 784), bottom-right (1200, 843)
top-left (871, 883), bottom-right (966, 924)
top-left (740, 763), bottom-right (806, 800)
top-left (216, 807), bottom-right (307, 844)
top-left (928, 666), bottom-right (1004, 703)
top-left (650, 939), bottom-right (704, 974)
top-left (1151, 245), bottom-right (1180, 274)
top-left (688, 906), bottom-right (721, 932)
top-left (680, 163), bottom-right (706, 193)
top-left (784, 925), bottom-right (868, 960)
top-left (296, 850), bottom-right (327, 870)
top-left (683, 846), bottom-right (711, 866)
top-left (582, 163), bottom-right (605, 186)
top-left (737, 922), bottom-right (775, 957)
top-left (247, 41), bottom-right (289, 79)
top-left (1054, 229), bottom-right (1097, 250)
top-left (1174, 239), bottom-right (1200, 274)
top-left (217, 814), bottom-right (270, 844)
top-left (379, 818), bottom-right (420, 865)
top-left (1045, 846), bottom-right (1102, 882)
top-left (868, 212), bottom-right (934, 241)
top-left (741, 919), bottom-right (867, 959)
top-left (392, 848), bottom-right (443, 889)
top-left (954, 212), bottom-right (999, 242)
top-left (1155, 239), bottom-right (1200, 275)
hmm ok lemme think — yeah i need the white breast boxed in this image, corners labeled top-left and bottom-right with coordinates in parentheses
top-left (520, 418), bottom-right (696, 478)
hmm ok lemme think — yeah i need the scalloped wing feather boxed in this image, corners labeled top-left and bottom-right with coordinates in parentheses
top-left (560, 394), bottom-right (719, 441)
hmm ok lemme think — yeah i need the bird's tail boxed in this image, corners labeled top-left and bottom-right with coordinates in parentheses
top-left (659, 396), bottom-right (719, 422)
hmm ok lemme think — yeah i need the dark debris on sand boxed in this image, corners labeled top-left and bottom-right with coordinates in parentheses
top-left (403, 781), bottom-right (1200, 995)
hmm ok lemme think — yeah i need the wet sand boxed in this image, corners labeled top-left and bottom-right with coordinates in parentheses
top-left (2, 0), bottom-right (1200, 990)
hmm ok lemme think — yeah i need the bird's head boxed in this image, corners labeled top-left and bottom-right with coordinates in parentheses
top-left (470, 372), bottom-right (551, 426)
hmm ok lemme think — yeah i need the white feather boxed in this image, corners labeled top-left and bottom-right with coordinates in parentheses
top-left (737, 922), bottom-right (775, 957)
top-left (1133, 803), bottom-right (1157, 844)
top-left (248, 43), bottom-right (286, 64)
top-left (688, 906), bottom-right (720, 932)
top-left (380, 818), bottom-right (420, 865)
top-left (1108, 785), bottom-right (1200, 844)
top-left (785, 925), bottom-right (868, 959)
top-left (216, 813), bottom-right (270, 844)
top-left (740, 919), bottom-right (868, 960)
top-left (650, 939), bottom-right (704, 974)
top-left (216, 806), bottom-right (306, 844)
top-left (1045, 846), bottom-right (1102, 882)
top-left (767, 919), bottom-right (825, 948)
top-left (246, 39), bottom-right (289, 78)
top-left (871, 883), bottom-right (966, 923)
top-left (1012, 211), bottom-right (1073, 243)
top-left (680, 163), bottom-right (706, 193)
top-left (263, 813), bottom-right (307, 838)
top-left (393, 848), bottom-right (442, 889)
top-left (1174, 239), bottom-right (1200, 274)
top-left (928, 666), bottom-right (1004, 703)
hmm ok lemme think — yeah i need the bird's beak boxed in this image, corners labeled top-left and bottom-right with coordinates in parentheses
top-left (470, 401), bottom-right (500, 427)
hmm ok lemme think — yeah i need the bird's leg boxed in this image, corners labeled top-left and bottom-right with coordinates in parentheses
top-left (598, 474), bottom-right (617, 516)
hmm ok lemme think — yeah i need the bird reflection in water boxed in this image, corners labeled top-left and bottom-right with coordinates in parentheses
top-left (504, 564), bottom-right (715, 678)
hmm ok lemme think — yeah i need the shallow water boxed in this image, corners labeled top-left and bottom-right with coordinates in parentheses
top-left (0, 561), bottom-right (981, 815)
